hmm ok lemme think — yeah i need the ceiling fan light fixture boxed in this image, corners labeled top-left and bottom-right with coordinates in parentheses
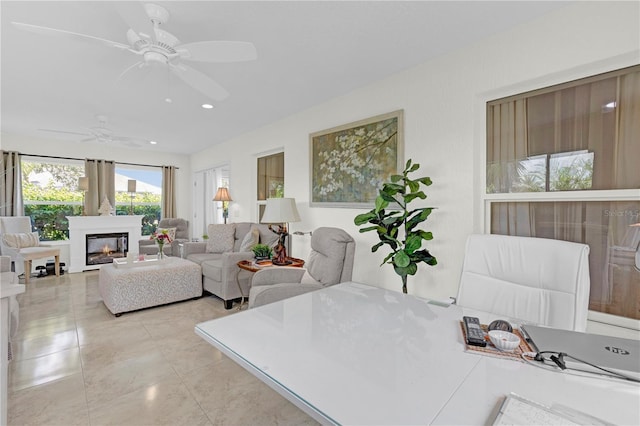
top-left (144, 51), bottom-right (168, 64)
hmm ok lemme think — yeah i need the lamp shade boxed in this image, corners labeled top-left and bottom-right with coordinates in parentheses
top-left (78, 177), bottom-right (89, 191)
top-left (213, 187), bottom-right (232, 202)
top-left (127, 179), bottom-right (137, 193)
top-left (261, 198), bottom-right (301, 223)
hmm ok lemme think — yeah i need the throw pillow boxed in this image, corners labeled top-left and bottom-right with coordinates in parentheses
top-left (156, 227), bottom-right (177, 241)
top-left (239, 228), bottom-right (260, 252)
top-left (2, 232), bottom-right (40, 249)
top-left (206, 224), bottom-right (236, 253)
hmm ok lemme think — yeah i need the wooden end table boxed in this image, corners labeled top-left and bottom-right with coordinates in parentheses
top-left (236, 257), bottom-right (305, 309)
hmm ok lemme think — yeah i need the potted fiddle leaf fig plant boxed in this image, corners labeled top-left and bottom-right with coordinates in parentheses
top-left (354, 159), bottom-right (437, 294)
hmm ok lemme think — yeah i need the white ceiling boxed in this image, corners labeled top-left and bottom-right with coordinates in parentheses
top-left (1, 1), bottom-right (567, 155)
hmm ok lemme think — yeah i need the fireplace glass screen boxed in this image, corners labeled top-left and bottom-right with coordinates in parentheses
top-left (86, 232), bottom-right (128, 266)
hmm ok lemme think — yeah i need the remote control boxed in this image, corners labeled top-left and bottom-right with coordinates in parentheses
top-left (463, 316), bottom-right (487, 347)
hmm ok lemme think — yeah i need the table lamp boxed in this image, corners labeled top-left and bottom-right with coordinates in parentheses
top-left (261, 197), bottom-right (301, 265)
top-left (213, 187), bottom-right (232, 224)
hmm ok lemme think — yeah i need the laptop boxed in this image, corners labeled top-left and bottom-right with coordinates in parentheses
top-left (521, 324), bottom-right (640, 381)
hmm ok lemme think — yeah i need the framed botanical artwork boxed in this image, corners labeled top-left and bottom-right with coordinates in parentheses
top-left (309, 110), bottom-right (404, 208)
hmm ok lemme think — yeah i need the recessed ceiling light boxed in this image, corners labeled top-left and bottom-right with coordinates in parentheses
top-left (149, 140), bottom-right (157, 145)
top-left (201, 103), bottom-right (214, 109)
top-left (165, 98), bottom-right (172, 103)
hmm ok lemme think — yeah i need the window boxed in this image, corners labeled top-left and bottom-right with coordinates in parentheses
top-left (257, 152), bottom-right (284, 220)
top-left (114, 165), bottom-right (162, 235)
top-left (22, 157), bottom-right (84, 240)
top-left (22, 158), bottom-right (163, 239)
top-left (485, 65), bottom-right (640, 324)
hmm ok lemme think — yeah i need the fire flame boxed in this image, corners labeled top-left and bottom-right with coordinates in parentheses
top-left (102, 245), bottom-right (111, 255)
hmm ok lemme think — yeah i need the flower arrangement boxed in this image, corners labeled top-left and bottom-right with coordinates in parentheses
top-left (150, 229), bottom-right (173, 258)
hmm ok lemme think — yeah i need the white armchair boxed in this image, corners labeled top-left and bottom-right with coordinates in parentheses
top-left (456, 234), bottom-right (591, 331)
top-left (249, 227), bottom-right (355, 308)
top-left (0, 216), bottom-right (60, 284)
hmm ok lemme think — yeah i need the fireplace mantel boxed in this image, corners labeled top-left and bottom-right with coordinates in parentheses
top-left (67, 215), bottom-right (143, 273)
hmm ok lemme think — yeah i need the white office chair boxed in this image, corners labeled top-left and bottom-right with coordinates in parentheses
top-left (0, 216), bottom-right (60, 284)
top-left (456, 234), bottom-right (591, 332)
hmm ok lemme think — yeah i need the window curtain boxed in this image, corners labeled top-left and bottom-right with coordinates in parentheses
top-left (162, 165), bottom-right (176, 218)
top-left (0, 151), bottom-right (23, 216)
top-left (617, 72), bottom-right (640, 188)
top-left (487, 99), bottom-right (535, 236)
top-left (85, 159), bottom-right (115, 216)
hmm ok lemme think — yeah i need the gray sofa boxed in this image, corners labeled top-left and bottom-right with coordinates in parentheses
top-left (182, 222), bottom-right (278, 309)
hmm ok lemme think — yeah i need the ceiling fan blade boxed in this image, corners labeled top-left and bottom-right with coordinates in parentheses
top-left (12, 22), bottom-right (130, 50)
top-left (177, 41), bottom-right (257, 63)
top-left (38, 128), bottom-right (92, 137)
top-left (111, 136), bottom-right (147, 147)
top-left (170, 64), bottom-right (229, 101)
top-left (114, 2), bottom-right (156, 42)
top-left (116, 61), bottom-right (146, 82)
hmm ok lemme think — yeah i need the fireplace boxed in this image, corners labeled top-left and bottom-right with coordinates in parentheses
top-left (86, 232), bottom-right (128, 266)
top-left (67, 215), bottom-right (143, 273)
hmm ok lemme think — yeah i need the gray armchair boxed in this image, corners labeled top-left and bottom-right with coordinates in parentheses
top-left (248, 227), bottom-right (355, 308)
top-left (138, 218), bottom-right (189, 257)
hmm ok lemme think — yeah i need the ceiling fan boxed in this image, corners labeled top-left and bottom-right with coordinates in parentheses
top-left (12, 2), bottom-right (257, 101)
top-left (39, 115), bottom-right (150, 148)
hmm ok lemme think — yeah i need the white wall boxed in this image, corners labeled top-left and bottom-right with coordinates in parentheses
top-left (190, 1), bottom-right (640, 301)
top-left (0, 133), bottom-right (192, 221)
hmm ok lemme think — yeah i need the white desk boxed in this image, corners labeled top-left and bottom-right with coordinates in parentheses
top-left (195, 282), bottom-right (640, 425)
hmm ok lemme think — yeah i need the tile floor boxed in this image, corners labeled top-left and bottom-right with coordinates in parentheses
top-left (8, 270), bottom-right (317, 425)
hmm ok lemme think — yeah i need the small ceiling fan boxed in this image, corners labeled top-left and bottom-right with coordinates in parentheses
top-left (39, 115), bottom-right (150, 148)
top-left (12, 2), bottom-right (257, 101)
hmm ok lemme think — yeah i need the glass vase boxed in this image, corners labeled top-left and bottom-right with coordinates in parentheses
top-left (157, 243), bottom-right (164, 260)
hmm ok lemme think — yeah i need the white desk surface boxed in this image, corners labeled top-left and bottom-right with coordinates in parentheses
top-left (195, 282), bottom-right (640, 425)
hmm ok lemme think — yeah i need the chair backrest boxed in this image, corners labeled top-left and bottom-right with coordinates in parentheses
top-left (306, 227), bottom-right (356, 286)
top-left (0, 216), bottom-right (33, 255)
top-left (0, 216), bottom-right (32, 234)
top-left (158, 218), bottom-right (189, 240)
top-left (457, 234), bottom-right (591, 332)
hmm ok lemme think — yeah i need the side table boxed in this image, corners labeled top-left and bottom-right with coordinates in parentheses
top-left (235, 257), bottom-right (305, 309)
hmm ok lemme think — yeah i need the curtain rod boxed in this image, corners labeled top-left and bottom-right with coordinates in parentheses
top-left (20, 153), bottom-right (179, 170)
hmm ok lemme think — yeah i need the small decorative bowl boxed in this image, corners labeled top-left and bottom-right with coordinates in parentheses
top-left (488, 330), bottom-right (521, 352)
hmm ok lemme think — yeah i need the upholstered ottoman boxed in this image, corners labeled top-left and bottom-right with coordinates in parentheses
top-left (98, 257), bottom-right (202, 316)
